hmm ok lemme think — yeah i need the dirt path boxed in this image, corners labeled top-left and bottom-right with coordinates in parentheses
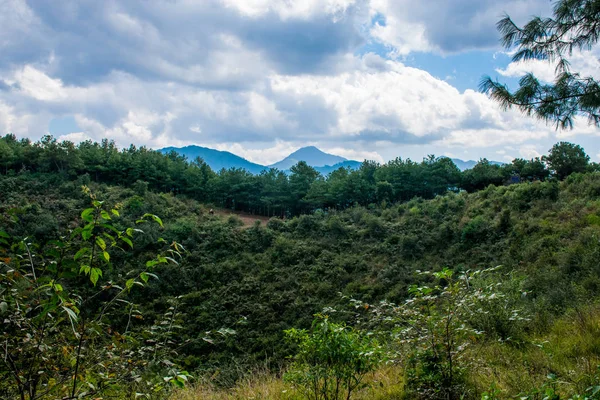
top-left (213, 209), bottom-right (272, 227)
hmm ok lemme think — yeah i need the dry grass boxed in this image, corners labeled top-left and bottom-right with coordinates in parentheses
top-left (171, 367), bottom-right (404, 400)
top-left (213, 209), bottom-right (272, 228)
top-left (172, 307), bottom-right (600, 399)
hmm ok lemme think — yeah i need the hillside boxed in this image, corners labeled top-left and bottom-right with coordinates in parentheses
top-left (268, 146), bottom-right (349, 170)
top-left (161, 145), bottom-right (268, 174)
top-left (161, 144), bottom-right (497, 175)
top-left (2, 135), bottom-right (600, 399)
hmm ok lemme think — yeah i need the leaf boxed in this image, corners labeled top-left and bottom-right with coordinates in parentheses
top-left (74, 247), bottom-right (89, 261)
top-left (0, 301), bottom-right (7, 313)
top-left (0, 231), bottom-right (9, 238)
top-left (79, 265), bottom-right (91, 275)
top-left (143, 213), bottom-right (163, 227)
top-left (81, 226), bottom-right (93, 241)
top-left (126, 228), bottom-right (134, 237)
top-left (145, 272), bottom-right (159, 280)
top-left (121, 237), bottom-right (133, 249)
top-left (140, 272), bottom-right (149, 283)
top-left (90, 268), bottom-right (100, 286)
top-left (100, 210), bottom-right (112, 220)
top-left (96, 237), bottom-right (106, 251)
top-left (126, 278), bottom-right (135, 291)
top-left (53, 283), bottom-right (63, 292)
top-left (102, 251), bottom-right (110, 262)
top-left (62, 306), bottom-right (79, 322)
top-left (81, 208), bottom-right (95, 223)
top-left (111, 209), bottom-right (120, 217)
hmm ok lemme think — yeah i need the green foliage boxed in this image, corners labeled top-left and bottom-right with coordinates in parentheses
top-left (481, 0), bottom-right (600, 128)
top-left (387, 268), bottom-right (507, 399)
top-left (544, 141), bottom-right (591, 180)
top-left (284, 315), bottom-right (382, 400)
top-left (0, 188), bottom-right (186, 399)
top-left (5, 134), bottom-right (595, 220)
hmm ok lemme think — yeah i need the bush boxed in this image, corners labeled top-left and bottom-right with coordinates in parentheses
top-left (284, 315), bottom-right (382, 400)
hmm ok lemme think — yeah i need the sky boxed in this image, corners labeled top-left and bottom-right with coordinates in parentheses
top-left (1, 0), bottom-right (599, 165)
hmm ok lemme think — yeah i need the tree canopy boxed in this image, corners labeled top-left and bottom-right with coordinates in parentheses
top-left (480, 0), bottom-right (600, 128)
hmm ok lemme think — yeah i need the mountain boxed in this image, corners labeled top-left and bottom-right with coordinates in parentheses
top-left (161, 145), bottom-right (500, 175)
top-left (161, 145), bottom-right (268, 174)
top-left (314, 160), bottom-right (362, 175)
top-left (451, 158), bottom-right (505, 171)
top-left (268, 146), bottom-right (348, 170)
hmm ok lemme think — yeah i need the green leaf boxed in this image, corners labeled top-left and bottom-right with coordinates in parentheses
top-left (81, 208), bottom-right (95, 223)
top-left (74, 247), bottom-right (89, 261)
top-left (0, 231), bottom-right (9, 238)
top-left (100, 210), bottom-right (111, 220)
top-left (140, 272), bottom-right (149, 283)
top-left (96, 237), bottom-right (106, 251)
top-left (53, 283), bottom-right (63, 292)
top-left (101, 224), bottom-right (120, 234)
top-left (90, 268), bottom-right (100, 286)
top-left (126, 228), bottom-right (134, 237)
top-left (111, 209), bottom-right (120, 217)
top-left (81, 225), bottom-right (93, 241)
top-left (146, 259), bottom-right (159, 268)
top-left (102, 251), bottom-right (110, 262)
top-left (121, 237), bottom-right (133, 249)
top-left (79, 265), bottom-right (91, 275)
top-left (142, 213), bottom-right (163, 227)
top-left (126, 278), bottom-right (135, 291)
top-left (0, 301), bottom-right (8, 313)
top-left (145, 272), bottom-right (159, 280)
top-left (62, 306), bottom-right (79, 322)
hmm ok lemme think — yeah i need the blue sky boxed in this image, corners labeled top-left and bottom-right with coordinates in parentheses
top-left (0, 0), bottom-right (598, 164)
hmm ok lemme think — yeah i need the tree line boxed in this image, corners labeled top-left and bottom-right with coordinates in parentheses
top-left (0, 134), bottom-right (596, 216)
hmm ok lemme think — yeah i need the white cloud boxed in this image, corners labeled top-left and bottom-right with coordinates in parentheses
top-left (1, 1), bottom-right (599, 165)
top-left (11, 65), bottom-right (66, 101)
top-left (322, 147), bottom-right (384, 163)
top-left (56, 131), bottom-right (91, 143)
top-left (220, 0), bottom-right (358, 19)
top-left (367, 0), bottom-right (551, 55)
top-left (519, 145), bottom-right (542, 159)
top-left (497, 48), bottom-right (600, 82)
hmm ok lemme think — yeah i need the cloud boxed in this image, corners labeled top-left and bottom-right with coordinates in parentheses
top-left (496, 48), bottom-right (600, 82)
top-left (322, 147), bottom-right (384, 163)
top-left (368, 0), bottom-right (552, 55)
top-left (0, 0), bottom-right (598, 166)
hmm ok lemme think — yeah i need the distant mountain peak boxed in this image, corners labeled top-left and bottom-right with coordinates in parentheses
top-left (269, 146), bottom-right (349, 170)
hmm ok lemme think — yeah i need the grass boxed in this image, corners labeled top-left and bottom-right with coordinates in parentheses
top-left (172, 307), bottom-right (600, 399)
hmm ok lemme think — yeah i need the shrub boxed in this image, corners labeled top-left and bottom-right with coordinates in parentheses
top-left (284, 315), bottom-right (382, 400)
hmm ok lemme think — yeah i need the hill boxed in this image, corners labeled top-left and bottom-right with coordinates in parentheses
top-left (452, 158), bottom-right (504, 171)
top-left (161, 145), bottom-right (268, 174)
top-left (162, 144), bottom-right (503, 175)
top-left (268, 146), bottom-right (349, 170)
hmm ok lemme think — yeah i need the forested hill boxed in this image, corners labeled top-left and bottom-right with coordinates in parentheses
top-left (2, 134), bottom-right (600, 398)
top-left (160, 145), bottom-right (269, 174)
top-left (160, 143), bottom-right (499, 174)
top-left (1, 134), bottom-right (596, 218)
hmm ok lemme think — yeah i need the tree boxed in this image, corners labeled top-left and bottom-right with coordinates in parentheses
top-left (544, 141), bottom-right (590, 179)
top-left (289, 161), bottom-right (321, 214)
top-left (284, 315), bottom-right (382, 400)
top-left (0, 188), bottom-right (187, 399)
top-left (461, 159), bottom-right (507, 192)
top-left (481, 0), bottom-right (600, 128)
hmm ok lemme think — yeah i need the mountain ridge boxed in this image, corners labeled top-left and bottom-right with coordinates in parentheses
top-left (160, 145), bottom-right (503, 174)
